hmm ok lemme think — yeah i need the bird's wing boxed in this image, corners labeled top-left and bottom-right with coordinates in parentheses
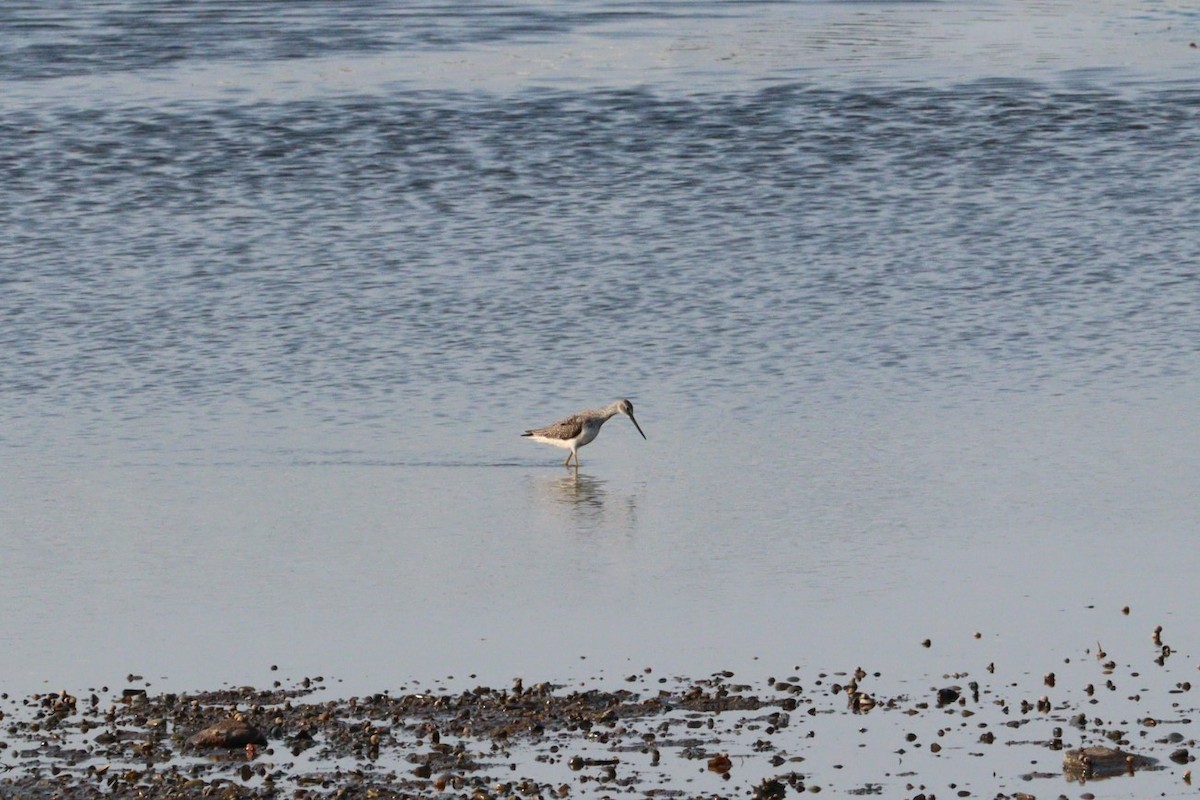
top-left (524, 414), bottom-right (585, 440)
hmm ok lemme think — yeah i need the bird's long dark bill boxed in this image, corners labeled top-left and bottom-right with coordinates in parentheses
top-left (629, 414), bottom-right (647, 439)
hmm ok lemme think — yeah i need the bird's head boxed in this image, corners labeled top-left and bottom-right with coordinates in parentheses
top-left (616, 399), bottom-right (646, 439)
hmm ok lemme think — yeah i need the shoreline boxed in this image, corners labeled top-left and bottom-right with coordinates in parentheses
top-left (3, 645), bottom-right (1195, 799)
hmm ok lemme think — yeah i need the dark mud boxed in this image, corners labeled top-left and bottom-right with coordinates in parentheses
top-left (2, 643), bottom-right (1197, 799)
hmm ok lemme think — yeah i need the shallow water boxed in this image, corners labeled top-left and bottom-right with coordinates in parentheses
top-left (3, 2), bottom-right (1200, 794)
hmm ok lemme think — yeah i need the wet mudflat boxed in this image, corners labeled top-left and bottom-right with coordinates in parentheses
top-left (2, 616), bottom-right (1196, 800)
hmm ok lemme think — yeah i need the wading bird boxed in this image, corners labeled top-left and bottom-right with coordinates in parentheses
top-left (522, 399), bottom-right (646, 468)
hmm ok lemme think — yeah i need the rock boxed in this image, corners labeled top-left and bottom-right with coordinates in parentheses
top-left (187, 718), bottom-right (268, 749)
top-left (754, 778), bottom-right (786, 800)
top-left (707, 753), bottom-right (733, 773)
top-left (1063, 745), bottom-right (1154, 778)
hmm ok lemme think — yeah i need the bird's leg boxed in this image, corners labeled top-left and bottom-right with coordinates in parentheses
top-left (563, 451), bottom-right (574, 468)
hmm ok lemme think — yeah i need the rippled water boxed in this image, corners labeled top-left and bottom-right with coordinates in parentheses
top-left (3, 5), bottom-right (1200, 794)
top-left (6, 81), bottom-right (1198, 453)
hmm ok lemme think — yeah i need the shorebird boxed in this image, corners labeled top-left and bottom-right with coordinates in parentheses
top-left (522, 399), bottom-right (646, 468)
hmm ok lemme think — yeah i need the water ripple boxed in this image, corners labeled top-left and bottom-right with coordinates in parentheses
top-left (3, 82), bottom-right (1199, 452)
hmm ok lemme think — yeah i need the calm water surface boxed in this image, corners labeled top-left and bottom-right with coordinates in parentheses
top-left (2, 3), bottom-right (1200, 793)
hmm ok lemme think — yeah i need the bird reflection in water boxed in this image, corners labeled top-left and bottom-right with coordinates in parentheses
top-left (549, 471), bottom-right (607, 512)
top-left (531, 472), bottom-right (639, 532)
